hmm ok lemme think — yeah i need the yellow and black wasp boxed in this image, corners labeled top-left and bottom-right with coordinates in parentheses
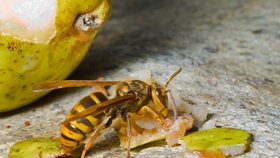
top-left (33, 68), bottom-right (182, 158)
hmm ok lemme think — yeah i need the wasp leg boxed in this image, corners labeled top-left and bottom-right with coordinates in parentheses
top-left (137, 106), bottom-right (168, 129)
top-left (165, 89), bottom-right (178, 121)
top-left (126, 113), bottom-right (132, 158)
top-left (80, 116), bottom-right (111, 158)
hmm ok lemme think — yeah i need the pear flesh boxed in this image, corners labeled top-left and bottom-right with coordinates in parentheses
top-left (0, 0), bottom-right (56, 43)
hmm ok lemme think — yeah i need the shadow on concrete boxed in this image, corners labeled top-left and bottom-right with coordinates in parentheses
top-left (68, 0), bottom-right (197, 79)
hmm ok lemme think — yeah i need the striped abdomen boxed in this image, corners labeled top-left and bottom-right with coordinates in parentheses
top-left (59, 92), bottom-right (108, 149)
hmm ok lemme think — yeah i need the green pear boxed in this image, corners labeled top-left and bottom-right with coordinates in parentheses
top-left (8, 138), bottom-right (65, 158)
top-left (0, 0), bottom-right (111, 112)
top-left (180, 128), bottom-right (252, 156)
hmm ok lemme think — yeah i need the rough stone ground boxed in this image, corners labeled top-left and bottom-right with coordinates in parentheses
top-left (1, 0), bottom-right (280, 157)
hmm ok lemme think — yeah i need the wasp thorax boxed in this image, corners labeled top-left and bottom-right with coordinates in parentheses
top-left (117, 80), bottom-right (150, 112)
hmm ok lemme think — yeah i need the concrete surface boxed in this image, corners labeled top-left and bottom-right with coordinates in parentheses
top-left (1, 0), bottom-right (280, 157)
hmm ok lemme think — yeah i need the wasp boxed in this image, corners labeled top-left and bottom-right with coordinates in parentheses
top-left (33, 68), bottom-right (182, 158)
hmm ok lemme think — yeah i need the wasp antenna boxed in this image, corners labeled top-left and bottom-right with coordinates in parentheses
top-left (164, 67), bottom-right (182, 89)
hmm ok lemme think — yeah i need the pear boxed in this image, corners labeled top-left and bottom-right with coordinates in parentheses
top-left (8, 138), bottom-right (65, 158)
top-left (179, 128), bottom-right (252, 157)
top-left (0, 0), bottom-right (111, 112)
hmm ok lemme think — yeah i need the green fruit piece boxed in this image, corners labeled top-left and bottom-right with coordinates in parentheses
top-left (8, 138), bottom-right (64, 158)
top-left (179, 128), bottom-right (252, 156)
top-left (0, 0), bottom-right (111, 112)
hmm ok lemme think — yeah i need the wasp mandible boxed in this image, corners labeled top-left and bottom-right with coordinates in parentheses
top-left (33, 68), bottom-right (182, 158)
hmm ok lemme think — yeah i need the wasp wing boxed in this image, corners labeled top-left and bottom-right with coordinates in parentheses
top-left (33, 80), bottom-right (122, 92)
top-left (61, 94), bottom-right (135, 125)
